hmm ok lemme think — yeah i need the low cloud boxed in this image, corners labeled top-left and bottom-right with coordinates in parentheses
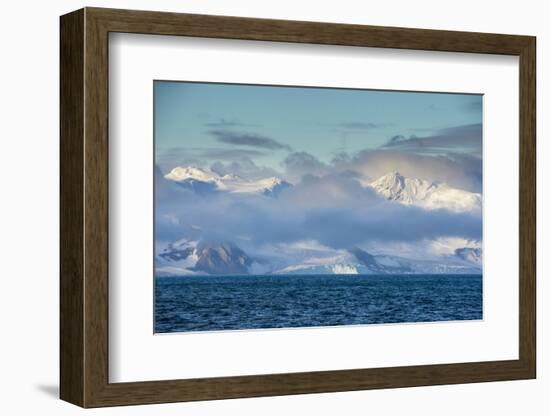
top-left (282, 147), bottom-right (481, 193)
top-left (283, 152), bottom-right (329, 181)
top-left (210, 159), bottom-right (282, 180)
top-left (344, 149), bottom-right (482, 193)
top-left (155, 172), bottom-right (481, 251)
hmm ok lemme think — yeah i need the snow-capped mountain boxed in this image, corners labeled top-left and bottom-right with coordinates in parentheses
top-left (156, 239), bottom-right (482, 276)
top-left (271, 246), bottom-right (481, 275)
top-left (164, 166), bottom-right (291, 196)
top-left (156, 240), bottom-right (257, 276)
top-left (165, 166), bottom-right (219, 183)
top-left (368, 171), bottom-right (481, 212)
top-left (271, 247), bottom-right (409, 275)
top-left (155, 240), bottom-right (201, 276)
top-left (163, 168), bottom-right (480, 212)
top-left (156, 169), bottom-right (483, 276)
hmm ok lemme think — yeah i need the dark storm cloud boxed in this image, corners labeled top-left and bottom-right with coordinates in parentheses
top-left (209, 129), bottom-right (292, 151)
top-left (382, 123), bottom-right (482, 156)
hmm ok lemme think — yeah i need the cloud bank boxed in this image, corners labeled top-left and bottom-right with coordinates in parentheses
top-left (280, 148), bottom-right (481, 193)
top-left (155, 169), bottom-right (482, 253)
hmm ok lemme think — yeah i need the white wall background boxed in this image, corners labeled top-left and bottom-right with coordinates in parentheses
top-left (0, 0), bottom-right (545, 414)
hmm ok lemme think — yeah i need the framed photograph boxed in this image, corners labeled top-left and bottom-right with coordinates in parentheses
top-left (60, 7), bottom-right (536, 407)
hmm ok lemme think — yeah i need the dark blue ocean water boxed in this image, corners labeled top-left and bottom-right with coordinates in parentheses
top-left (154, 274), bottom-right (482, 333)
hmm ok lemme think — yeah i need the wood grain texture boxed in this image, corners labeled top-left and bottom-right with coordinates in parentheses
top-left (83, 10), bottom-right (110, 406)
top-left (88, 7), bottom-right (532, 54)
top-left (59, 8), bottom-right (84, 407)
top-left (518, 38), bottom-right (536, 375)
top-left (59, 7), bottom-right (537, 408)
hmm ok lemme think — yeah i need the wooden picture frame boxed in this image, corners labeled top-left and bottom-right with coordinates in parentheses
top-left (60, 7), bottom-right (536, 408)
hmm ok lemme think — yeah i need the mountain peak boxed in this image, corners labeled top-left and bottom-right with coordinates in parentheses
top-left (369, 171), bottom-right (481, 212)
top-left (376, 170), bottom-right (405, 184)
top-left (388, 170), bottom-right (403, 178)
top-left (165, 166), bottom-right (218, 183)
top-left (163, 165), bottom-right (291, 196)
top-left (370, 171), bottom-right (409, 198)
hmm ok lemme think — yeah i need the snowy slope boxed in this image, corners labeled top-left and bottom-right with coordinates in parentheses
top-left (156, 240), bottom-right (271, 276)
top-left (164, 166), bottom-right (290, 195)
top-left (272, 250), bottom-right (369, 275)
top-left (369, 171), bottom-right (481, 212)
top-left (155, 240), bottom-right (202, 276)
top-left (155, 238), bottom-right (481, 276)
top-left (271, 246), bottom-right (481, 275)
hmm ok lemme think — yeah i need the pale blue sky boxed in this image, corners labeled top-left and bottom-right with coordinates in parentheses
top-left (154, 81), bottom-right (482, 173)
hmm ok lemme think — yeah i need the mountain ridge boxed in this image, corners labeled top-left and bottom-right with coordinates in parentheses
top-left (156, 239), bottom-right (482, 277)
top-left (164, 166), bottom-right (291, 196)
top-left (368, 171), bottom-right (481, 212)
top-left (163, 166), bottom-right (481, 212)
